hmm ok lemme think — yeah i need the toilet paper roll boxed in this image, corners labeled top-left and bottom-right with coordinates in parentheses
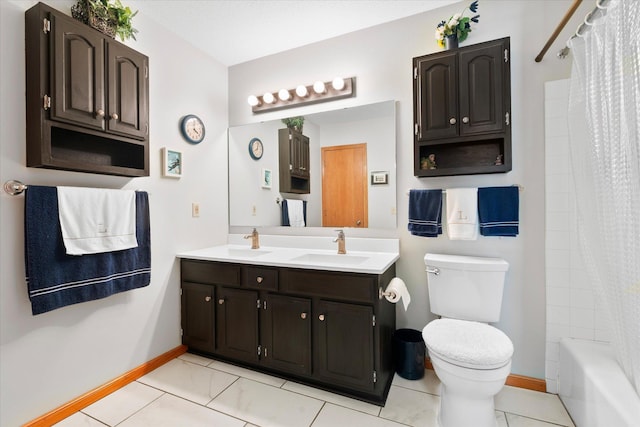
top-left (384, 277), bottom-right (411, 310)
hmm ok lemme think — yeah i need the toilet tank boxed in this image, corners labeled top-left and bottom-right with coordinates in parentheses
top-left (424, 253), bottom-right (509, 322)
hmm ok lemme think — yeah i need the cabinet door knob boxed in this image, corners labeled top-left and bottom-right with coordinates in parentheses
top-left (318, 314), bottom-right (325, 321)
top-left (301, 312), bottom-right (307, 320)
top-left (462, 116), bottom-right (469, 124)
top-left (218, 298), bottom-right (225, 305)
top-left (449, 117), bottom-right (457, 125)
top-left (110, 113), bottom-right (119, 120)
top-left (96, 109), bottom-right (105, 118)
top-left (356, 220), bottom-right (362, 226)
top-left (205, 296), bottom-right (211, 302)
top-left (256, 276), bottom-right (263, 284)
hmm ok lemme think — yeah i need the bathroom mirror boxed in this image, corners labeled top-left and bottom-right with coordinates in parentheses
top-left (228, 100), bottom-right (397, 232)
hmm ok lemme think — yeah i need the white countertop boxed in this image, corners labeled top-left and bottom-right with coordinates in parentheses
top-left (176, 235), bottom-right (399, 274)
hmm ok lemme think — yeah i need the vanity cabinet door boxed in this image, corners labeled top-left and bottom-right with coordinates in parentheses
top-left (261, 294), bottom-right (311, 376)
top-left (216, 287), bottom-right (259, 363)
top-left (315, 300), bottom-right (375, 392)
top-left (181, 282), bottom-right (215, 353)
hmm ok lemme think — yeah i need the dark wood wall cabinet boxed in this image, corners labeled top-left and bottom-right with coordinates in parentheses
top-left (279, 128), bottom-right (310, 194)
top-left (413, 37), bottom-right (511, 177)
top-left (180, 259), bottom-right (396, 405)
top-left (25, 3), bottom-right (150, 177)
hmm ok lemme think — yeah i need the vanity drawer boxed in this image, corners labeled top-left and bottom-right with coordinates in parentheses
top-left (181, 260), bottom-right (241, 286)
top-left (244, 266), bottom-right (278, 291)
top-left (280, 269), bottom-right (375, 303)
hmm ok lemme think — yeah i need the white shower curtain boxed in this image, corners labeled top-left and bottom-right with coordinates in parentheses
top-left (567, 0), bottom-right (640, 395)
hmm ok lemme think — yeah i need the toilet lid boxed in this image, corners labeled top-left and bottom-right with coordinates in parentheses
top-left (422, 319), bottom-right (513, 369)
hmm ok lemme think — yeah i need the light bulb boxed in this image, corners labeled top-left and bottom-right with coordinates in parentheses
top-left (313, 80), bottom-right (326, 94)
top-left (263, 92), bottom-right (275, 104)
top-left (332, 77), bottom-right (345, 91)
top-left (296, 85), bottom-right (308, 97)
top-left (247, 95), bottom-right (259, 106)
top-left (278, 89), bottom-right (291, 101)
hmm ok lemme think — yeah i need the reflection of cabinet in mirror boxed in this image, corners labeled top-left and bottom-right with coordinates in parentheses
top-left (279, 128), bottom-right (310, 194)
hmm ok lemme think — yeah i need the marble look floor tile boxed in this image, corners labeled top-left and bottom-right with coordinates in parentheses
top-left (379, 385), bottom-right (439, 426)
top-left (118, 393), bottom-right (244, 427)
top-left (506, 412), bottom-right (575, 427)
top-left (281, 380), bottom-right (381, 416)
top-left (496, 386), bottom-right (574, 426)
top-left (311, 403), bottom-right (407, 427)
top-left (179, 352), bottom-right (214, 366)
top-left (53, 412), bottom-right (107, 426)
top-left (82, 381), bottom-right (163, 426)
top-left (208, 377), bottom-right (323, 427)
top-left (138, 358), bottom-right (238, 405)
top-left (391, 371), bottom-right (441, 396)
top-left (207, 359), bottom-right (286, 387)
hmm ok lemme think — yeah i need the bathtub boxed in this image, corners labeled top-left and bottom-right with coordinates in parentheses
top-left (558, 338), bottom-right (640, 427)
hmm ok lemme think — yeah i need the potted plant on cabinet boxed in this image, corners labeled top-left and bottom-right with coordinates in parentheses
top-left (281, 116), bottom-right (305, 133)
top-left (71, 0), bottom-right (138, 41)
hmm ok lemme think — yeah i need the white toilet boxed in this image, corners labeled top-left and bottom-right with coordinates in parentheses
top-left (422, 253), bottom-right (514, 427)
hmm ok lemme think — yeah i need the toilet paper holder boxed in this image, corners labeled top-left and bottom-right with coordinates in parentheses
top-left (379, 287), bottom-right (397, 300)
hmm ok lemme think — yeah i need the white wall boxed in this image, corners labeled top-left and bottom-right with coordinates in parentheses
top-left (0, 1), bottom-right (228, 425)
top-left (544, 79), bottom-right (612, 393)
top-left (229, 0), bottom-right (589, 379)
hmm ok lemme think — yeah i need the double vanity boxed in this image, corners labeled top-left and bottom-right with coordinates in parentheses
top-left (177, 234), bottom-right (399, 405)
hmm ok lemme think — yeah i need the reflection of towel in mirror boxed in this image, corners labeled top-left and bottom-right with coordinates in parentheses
top-left (446, 188), bottom-right (478, 240)
top-left (57, 186), bottom-right (138, 255)
top-left (285, 199), bottom-right (305, 227)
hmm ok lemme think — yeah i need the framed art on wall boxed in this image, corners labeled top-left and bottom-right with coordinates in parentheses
top-left (261, 168), bottom-right (272, 188)
top-left (162, 148), bottom-right (182, 178)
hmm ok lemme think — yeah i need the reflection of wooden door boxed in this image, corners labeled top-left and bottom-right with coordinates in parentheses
top-left (321, 143), bottom-right (368, 228)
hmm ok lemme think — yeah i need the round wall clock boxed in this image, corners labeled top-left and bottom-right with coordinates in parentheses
top-left (180, 114), bottom-right (205, 144)
top-left (248, 137), bottom-right (263, 160)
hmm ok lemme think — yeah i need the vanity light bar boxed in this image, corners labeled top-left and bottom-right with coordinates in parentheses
top-left (248, 77), bottom-right (356, 113)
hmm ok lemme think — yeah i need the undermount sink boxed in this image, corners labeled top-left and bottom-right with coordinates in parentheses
top-left (226, 248), bottom-right (271, 257)
top-left (292, 253), bottom-right (369, 265)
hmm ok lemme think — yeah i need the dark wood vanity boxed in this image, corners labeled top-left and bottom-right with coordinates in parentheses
top-left (413, 37), bottom-right (511, 177)
top-left (180, 258), bottom-right (397, 405)
top-left (25, 2), bottom-right (149, 177)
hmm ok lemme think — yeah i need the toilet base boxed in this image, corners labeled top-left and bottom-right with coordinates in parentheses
top-left (438, 383), bottom-right (498, 427)
top-left (430, 352), bottom-right (511, 427)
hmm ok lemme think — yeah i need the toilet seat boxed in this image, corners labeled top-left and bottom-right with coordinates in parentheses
top-left (423, 318), bottom-right (513, 370)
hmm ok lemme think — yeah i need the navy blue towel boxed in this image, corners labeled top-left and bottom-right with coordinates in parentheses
top-left (478, 186), bottom-right (519, 236)
top-left (281, 199), bottom-right (307, 226)
top-left (408, 189), bottom-right (443, 237)
top-left (24, 186), bottom-right (151, 315)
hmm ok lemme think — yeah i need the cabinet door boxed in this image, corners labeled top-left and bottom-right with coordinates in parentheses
top-left (51, 15), bottom-right (105, 131)
top-left (106, 42), bottom-right (149, 140)
top-left (290, 131), bottom-right (310, 178)
top-left (414, 52), bottom-right (458, 141)
top-left (216, 287), bottom-right (259, 363)
top-left (458, 41), bottom-right (505, 136)
top-left (315, 300), bottom-right (375, 391)
top-left (181, 282), bottom-right (215, 353)
top-left (261, 294), bottom-right (311, 376)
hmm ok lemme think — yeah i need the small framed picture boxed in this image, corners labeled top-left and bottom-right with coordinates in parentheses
top-left (261, 168), bottom-right (272, 189)
top-left (370, 171), bottom-right (388, 185)
top-left (162, 148), bottom-right (182, 178)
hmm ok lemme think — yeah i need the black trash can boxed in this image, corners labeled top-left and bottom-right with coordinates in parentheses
top-left (392, 328), bottom-right (426, 380)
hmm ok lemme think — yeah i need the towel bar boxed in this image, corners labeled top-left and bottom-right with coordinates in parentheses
top-left (405, 184), bottom-right (523, 196)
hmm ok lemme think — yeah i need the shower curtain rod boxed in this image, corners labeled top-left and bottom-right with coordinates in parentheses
top-left (535, 0), bottom-right (583, 62)
top-left (556, 0), bottom-right (610, 60)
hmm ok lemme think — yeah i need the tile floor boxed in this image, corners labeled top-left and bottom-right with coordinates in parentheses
top-left (55, 353), bottom-right (575, 427)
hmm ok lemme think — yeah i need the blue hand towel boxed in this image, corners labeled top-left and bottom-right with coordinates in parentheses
top-left (408, 189), bottom-right (443, 237)
top-left (24, 186), bottom-right (151, 315)
top-left (478, 186), bottom-right (519, 236)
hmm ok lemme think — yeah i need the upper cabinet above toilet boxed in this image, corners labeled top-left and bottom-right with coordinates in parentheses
top-left (413, 37), bottom-right (511, 177)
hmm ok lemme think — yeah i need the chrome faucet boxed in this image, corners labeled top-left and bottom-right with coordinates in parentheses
top-left (334, 229), bottom-right (346, 254)
top-left (244, 228), bottom-right (260, 249)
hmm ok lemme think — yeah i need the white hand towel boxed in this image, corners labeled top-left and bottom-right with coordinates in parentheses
top-left (57, 187), bottom-right (138, 255)
top-left (446, 188), bottom-right (478, 240)
top-left (286, 199), bottom-right (305, 227)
